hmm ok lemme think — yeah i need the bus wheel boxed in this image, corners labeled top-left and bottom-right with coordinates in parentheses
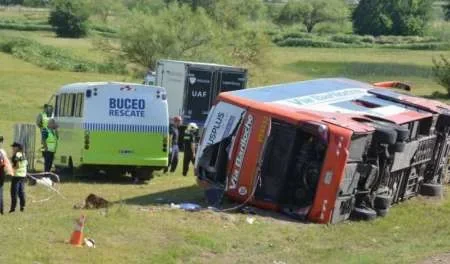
top-left (135, 168), bottom-right (154, 181)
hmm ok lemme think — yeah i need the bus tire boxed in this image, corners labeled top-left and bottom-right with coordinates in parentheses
top-left (372, 126), bottom-right (397, 145)
top-left (350, 207), bottom-right (377, 221)
top-left (376, 208), bottom-right (389, 217)
top-left (420, 183), bottom-right (443, 197)
top-left (390, 142), bottom-right (406, 153)
top-left (374, 195), bottom-right (392, 210)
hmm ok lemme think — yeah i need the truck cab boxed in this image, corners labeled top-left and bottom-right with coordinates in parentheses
top-left (195, 78), bottom-right (450, 224)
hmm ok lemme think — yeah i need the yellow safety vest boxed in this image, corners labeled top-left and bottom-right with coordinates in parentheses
top-left (46, 129), bottom-right (58, 153)
top-left (14, 152), bottom-right (27, 177)
top-left (41, 112), bottom-right (49, 129)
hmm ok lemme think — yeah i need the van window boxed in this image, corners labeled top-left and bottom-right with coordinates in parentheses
top-left (57, 93), bottom-right (77, 117)
top-left (69, 93), bottom-right (76, 116)
top-left (59, 94), bottom-right (66, 116)
top-left (74, 93), bottom-right (84, 117)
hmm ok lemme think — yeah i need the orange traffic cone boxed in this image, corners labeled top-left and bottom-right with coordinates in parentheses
top-left (69, 215), bottom-right (86, 247)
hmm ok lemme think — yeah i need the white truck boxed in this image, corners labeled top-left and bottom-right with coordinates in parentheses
top-left (154, 60), bottom-right (248, 126)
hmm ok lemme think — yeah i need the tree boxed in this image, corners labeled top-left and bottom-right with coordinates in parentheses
top-left (276, 0), bottom-right (349, 33)
top-left (432, 55), bottom-right (450, 96)
top-left (209, 0), bottom-right (267, 30)
top-left (352, 0), bottom-right (392, 36)
top-left (123, 0), bottom-right (166, 14)
top-left (116, 2), bottom-right (270, 71)
top-left (89, 0), bottom-right (125, 23)
top-left (353, 0), bottom-right (433, 36)
top-left (444, 0), bottom-right (450, 21)
top-left (119, 3), bottom-right (216, 68)
top-left (48, 0), bottom-right (90, 38)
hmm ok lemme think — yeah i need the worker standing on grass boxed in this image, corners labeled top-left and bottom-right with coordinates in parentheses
top-left (36, 104), bottom-right (53, 156)
top-left (0, 136), bottom-right (13, 215)
top-left (42, 119), bottom-right (58, 174)
top-left (9, 142), bottom-right (28, 213)
top-left (164, 116), bottom-right (182, 173)
top-left (36, 104), bottom-right (53, 131)
top-left (182, 122), bottom-right (198, 176)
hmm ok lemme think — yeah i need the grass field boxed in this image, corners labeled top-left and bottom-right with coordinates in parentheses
top-left (1, 26), bottom-right (450, 263)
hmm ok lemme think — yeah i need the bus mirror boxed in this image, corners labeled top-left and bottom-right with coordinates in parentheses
top-left (86, 89), bottom-right (92, 98)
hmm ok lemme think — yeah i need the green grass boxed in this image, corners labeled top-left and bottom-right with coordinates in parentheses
top-left (0, 29), bottom-right (449, 263)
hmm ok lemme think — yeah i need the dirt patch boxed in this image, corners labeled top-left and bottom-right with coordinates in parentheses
top-left (419, 253), bottom-right (450, 264)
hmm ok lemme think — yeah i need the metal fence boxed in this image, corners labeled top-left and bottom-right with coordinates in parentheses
top-left (13, 123), bottom-right (36, 171)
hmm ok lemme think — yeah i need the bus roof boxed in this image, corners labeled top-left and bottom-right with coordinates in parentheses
top-left (222, 78), bottom-right (437, 125)
top-left (57, 82), bottom-right (164, 94)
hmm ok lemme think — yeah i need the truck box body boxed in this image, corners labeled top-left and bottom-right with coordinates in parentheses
top-left (156, 60), bottom-right (247, 126)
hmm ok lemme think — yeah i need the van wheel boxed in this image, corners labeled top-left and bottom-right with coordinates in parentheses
top-left (420, 183), bottom-right (443, 197)
top-left (135, 168), bottom-right (154, 181)
top-left (68, 157), bottom-right (74, 176)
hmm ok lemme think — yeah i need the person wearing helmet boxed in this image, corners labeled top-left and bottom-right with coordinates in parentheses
top-left (164, 116), bottom-right (182, 173)
top-left (182, 122), bottom-right (199, 176)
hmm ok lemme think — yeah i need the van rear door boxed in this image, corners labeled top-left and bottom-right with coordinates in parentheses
top-left (83, 83), bottom-right (168, 167)
top-left (217, 68), bottom-right (247, 93)
top-left (183, 66), bottom-right (215, 125)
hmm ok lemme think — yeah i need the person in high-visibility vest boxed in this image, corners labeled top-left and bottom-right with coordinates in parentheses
top-left (0, 136), bottom-right (13, 215)
top-left (182, 122), bottom-right (199, 176)
top-left (36, 104), bottom-right (53, 130)
top-left (42, 119), bottom-right (58, 173)
top-left (36, 104), bottom-right (53, 157)
top-left (9, 142), bottom-right (27, 213)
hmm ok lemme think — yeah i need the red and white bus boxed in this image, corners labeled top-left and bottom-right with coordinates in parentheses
top-left (195, 78), bottom-right (450, 224)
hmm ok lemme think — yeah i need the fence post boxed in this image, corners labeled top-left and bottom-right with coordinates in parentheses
top-left (13, 123), bottom-right (36, 172)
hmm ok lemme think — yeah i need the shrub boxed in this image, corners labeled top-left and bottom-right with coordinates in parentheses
top-left (0, 37), bottom-right (127, 74)
top-left (433, 55), bottom-right (450, 96)
top-left (329, 34), bottom-right (363, 44)
top-left (48, 0), bottom-right (90, 38)
top-left (0, 22), bottom-right (52, 31)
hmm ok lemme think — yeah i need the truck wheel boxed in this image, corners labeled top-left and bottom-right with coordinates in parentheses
top-left (374, 195), bottom-right (392, 210)
top-left (350, 207), bottom-right (377, 221)
top-left (135, 168), bottom-right (154, 181)
top-left (376, 208), bottom-right (389, 217)
top-left (420, 183), bottom-right (443, 197)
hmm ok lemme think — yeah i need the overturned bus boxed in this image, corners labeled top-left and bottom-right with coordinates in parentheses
top-left (194, 78), bottom-right (450, 224)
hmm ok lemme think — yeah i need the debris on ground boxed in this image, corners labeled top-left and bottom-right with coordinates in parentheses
top-left (170, 202), bottom-right (201, 212)
top-left (74, 194), bottom-right (111, 210)
top-left (84, 238), bottom-right (96, 248)
top-left (240, 206), bottom-right (256, 215)
top-left (246, 216), bottom-right (256, 224)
